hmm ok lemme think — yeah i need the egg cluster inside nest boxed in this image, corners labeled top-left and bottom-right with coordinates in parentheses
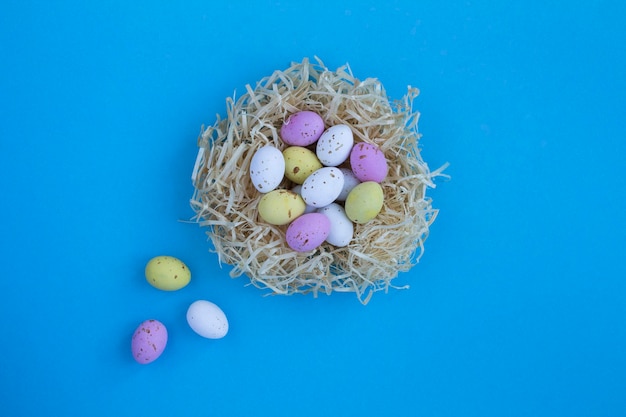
top-left (190, 57), bottom-right (445, 304)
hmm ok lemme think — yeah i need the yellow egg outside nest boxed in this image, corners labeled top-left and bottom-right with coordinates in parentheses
top-left (145, 256), bottom-right (191, 291)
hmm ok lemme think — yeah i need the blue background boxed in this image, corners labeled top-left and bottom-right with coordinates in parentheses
top-left (1, 1), bottom-right (625, 416)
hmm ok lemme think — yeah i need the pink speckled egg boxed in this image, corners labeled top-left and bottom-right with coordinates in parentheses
top-left (249, 145), bottom-right (285, 193)
top-left (285, 212), bottom-right (331, 252)
top-left (131, 319), bottom-right (168, 364)
top-left (349, 142), bottom-right (388, 183)
top-left (280, 111), bottom-right (325, 146)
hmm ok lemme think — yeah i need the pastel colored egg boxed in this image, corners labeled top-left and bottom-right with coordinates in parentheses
top-left (317, 203), bottom-right (354, 247)
top-left (250, 145), bottom-right (285, 193)
top-left (349, 142), bottom-right (388, 183)
top-left (258, 189), bottom-right (306, 225)
top-left (291, 185), bottom-right (317, 214)
top-left (345, 181), bottom-right (384, 223)
top-left (285, 212), bottom-right (331, 252)
top-left (336, 168), bottom-right (361, 201)
top-left (131, 319), bottom-right (168, 364)
top-left (316, 124), bottom-right (354, 166)
top-left (280, 111), bottom-right (325, 146)
top-left (282, 146), bottom-right (323, 184)
top-left (300, 167), bottom-right (344, 208)
top-left (186, 300), bottom-right (229, 339)
top-left (145, 256), bottom-right (191, 291)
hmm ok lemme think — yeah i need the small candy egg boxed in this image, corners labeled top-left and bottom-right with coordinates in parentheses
top-left (317, 203), bottom-right (353, 247)
top-left (131, 319), bottom-right (168, 364)
top-left (280, 111), bottom-right (325, 146)
top-left (291, 185), bottom-right (317, 214)
top-left (282, 146), bottom-right (323, 184)
top-left (145, 256), bottom-right (191, 291)
top-left (316, 124), bottom-right (354, 166)
top-left (300, 167), bottom-right (345, 208)
top-left (336, 168), bottom-right (361, 202)
top-left (285, 212), bottom-right (331, 252)
top-left (258, 189), bottom-right (306, 225)
top-left (349, 142), bottom-right (388, 183)
top-left (186, 300), bottom-right (229, 339)
top-left (250, 145), bottom-right (285, 193)
top-left (345, 181), bottom-right (384, 223)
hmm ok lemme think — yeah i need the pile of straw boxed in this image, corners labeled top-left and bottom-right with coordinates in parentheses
top-left (190, 57), bottom-right (445, 303)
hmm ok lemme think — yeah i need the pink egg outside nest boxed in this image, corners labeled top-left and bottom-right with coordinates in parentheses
top-left (349, 142), bottom-right (388, 183)
top-left (285, 212), bottom-right (331, 252)
top-left (131, 319), bottom-right (168, 364)
top-left (280, 111), bottom-right (325, 146)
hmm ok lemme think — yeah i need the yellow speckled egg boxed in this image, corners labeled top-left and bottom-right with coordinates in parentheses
top-left (282, 146), bottom-right (323, 184)
top-left (145, 256), bottom-right (191, 291)
top-left (344, 181), bottom-right (384, 223)
top-left (258, 189), bottom-right (306, 225)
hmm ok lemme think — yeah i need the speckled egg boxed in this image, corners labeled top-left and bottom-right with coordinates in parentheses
top-left (250, 145), bottom-right (285, 193)
top-left (300, 167), bottom-right (344, 208)
top-left (258, 189), bottom-right (306, 225)
top-left (349, 142), bottom-right (388, 183)
top-left (280, 111), bottom-right (325, 146)
top-left (282, 146), bottom-right (323, 184)
top-left (145, 256), bottom-right (191, 291)
top-left (317, 203), bottom-right (353, 247)
top-left (336, 168), bottom-right (361, 202)
top-left (285, 212), bottom-right (331, 252)
top-left (316, 124), bottom-right (354, 166)
top-left (131, 319), bottom-right (168, 364)
top-left (186, 300), bottom-right (229, 339)
top-left (345, 181), bottom-right (385, 223)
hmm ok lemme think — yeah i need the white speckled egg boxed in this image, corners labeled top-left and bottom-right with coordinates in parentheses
top-left (249, 145), bottom-right (285, 193)
top-left (336, 168), bottom-right (361, 201)
top-left (300, 167), bottom-right (344, 208)
top-left (186, 300), bottom-right (229, 339)
top-left (317, 203), bottom-right (353, 247)
top-left (316, 124), bottom-right (354, 166)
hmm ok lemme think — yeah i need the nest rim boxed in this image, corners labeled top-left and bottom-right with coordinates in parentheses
top-left (190, 57), bottom-right (445, 304)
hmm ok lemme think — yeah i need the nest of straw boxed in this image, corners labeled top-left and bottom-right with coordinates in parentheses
top-left (190, 57), bottom-right (445, 303)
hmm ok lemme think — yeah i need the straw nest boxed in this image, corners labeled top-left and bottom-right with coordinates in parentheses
top-left (190, 57), bottom-right (446, 304)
